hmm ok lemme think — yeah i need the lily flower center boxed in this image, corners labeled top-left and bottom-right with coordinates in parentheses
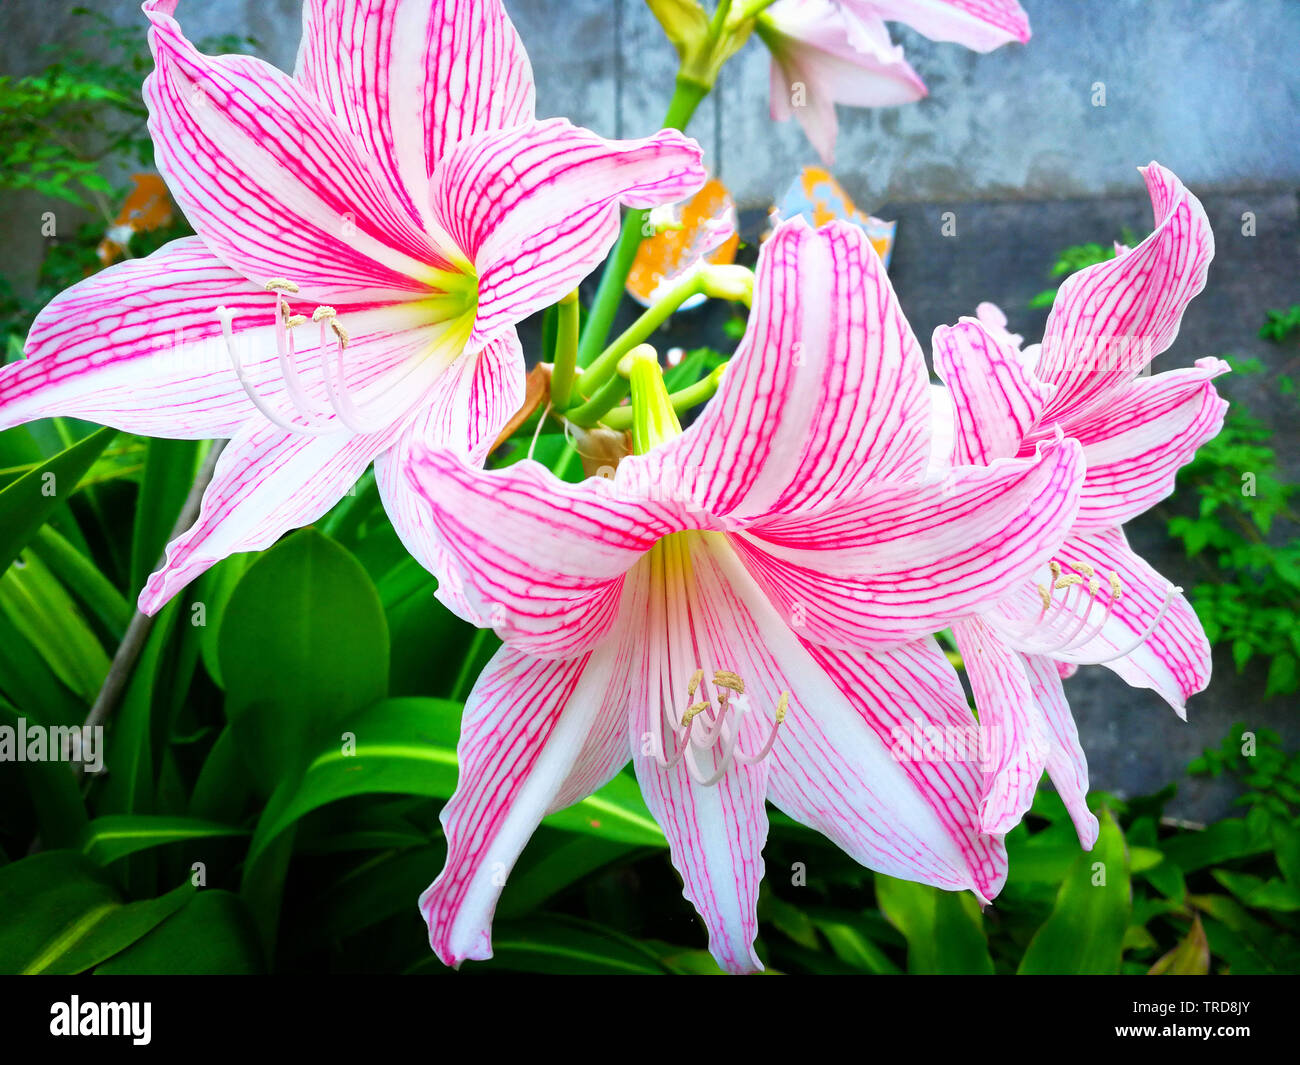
top-left (988, 557), bottom-right (1179, 662)
top-left (644, 533), bottom-right (788, 786)
top-left (216, 269), bottom-right (478, 437)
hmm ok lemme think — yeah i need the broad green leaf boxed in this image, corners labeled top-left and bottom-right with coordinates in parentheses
top-left (189, 725), bottom-right (255, 824)
top-left (0, 548), bottom-right (109, 701)
top-left (95, 889), bottom-right (265, 974)
top-left (1160, 817), bottom-right (1271, 871)
top-left (1211, 869), bottom-right (1300, 912)
top-left (31, 525), bottom-right (130, 637)
top-left (219, 530), bottom-right (389, 792)
top-left (0, 850), bottom-right (190, 974)
top-left (0, 425), bottom-right (115, 574)
top-left (195, 553), bottom-right (253, 689)
top-left (1148, 914), bottom-right (1210, 975)
top-left (810, 910), bottom-right (902, 974)
top-left (129, 438), bottom-right (200, 593)
top-left (79, 814), bottom-right (249, 865)
top-left (100, 601), bottom-right (181, 820)
top-left (0, 604), bottom-right (84, 725)
top-left (245, 697), bottom-right (663, 881)
top-left (876, 875), bottom-right (993, 974)
top-left (497, 833), bottom-right (643, 919)
top-left (312, 846), bottom-right (442, 941)
top-left (0, 695), bottom-right (88, 848)
top-left (1018, 807), bottom-right (1131, 974)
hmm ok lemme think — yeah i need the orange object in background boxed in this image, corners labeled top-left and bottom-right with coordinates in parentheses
top-left (770, 166), bottom-right (896, 268)
top-left (96, 173), bottom-right (175, 266)
top-left (626, 177), bottom-right (739, 307)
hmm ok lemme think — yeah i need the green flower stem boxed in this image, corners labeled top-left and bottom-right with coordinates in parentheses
top-left (576, 76), bottom-right (710, 368)
top-left (549, 288), bottom-right (581, 410)
top-left (565, 366), bottom-right (633, 428)
top-left (601, 360), bottom-right (727, 431)
top-left (737, 0), bottom-right (781, 20)
top-left (579, 271), bottom-right (706, 399)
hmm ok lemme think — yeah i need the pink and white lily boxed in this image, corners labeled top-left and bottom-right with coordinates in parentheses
top-left (759, 0), bottom-right (1030, 163)
top-left (930, 163), bottom-right (1226, 846)
top-left (0, 0), bottom-right (705, 613)
top-left (403, 217), bottom-right (1085, 973)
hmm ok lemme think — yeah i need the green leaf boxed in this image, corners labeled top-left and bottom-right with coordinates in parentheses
top-left (875, 875), bottom-right (993, 974)
top-left (79, 814), bottom-right (250, 865)
top-left (31, 524), bottom-right (130, 637)
top-left (809, 909), bottom-right (902, 974)
top-left (1160, 817), bottom-right (1271, 872)
top-left (0, 548), bottom-right (109, 701)
top-left (245, 698), bottom-right (663, 882)
top-left (1147, 914), bottom-right (1210, 975)
top-left (129, 438), bottom-right (200, 593)
top-left (219, 530), bottom-right (389, 792)
top-left (0, 850), bottom-right (191, 974)
top-left (0, 695), bottom-right (88, 848)
top-left (1018, 807), bottom-right (1131, 974)
top-left (95, 890), bottom-right (265, 974)
top-left (409, 915), bottom-right (673, 975)
top-left (0, 425), bottom-right (115, 574)
top-left (100, 601), bottom-right (181, 820)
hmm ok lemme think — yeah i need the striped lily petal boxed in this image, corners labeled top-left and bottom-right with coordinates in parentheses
top-left (375, 331), bottom-right (525, 578)
top-left (932, 317), bottom-right (1054, 466)
top-left (421, 631), bottom-right (637, 968)
top-left (1022, 652), bottom-right (1099, 848)
top-left (654, 218), bottom-right (931, 521)
top-left (296, 0), bottom-right (535, 232)
top-left (736, 438), bottom-right (1085, 648)
top-left (853, 0), bottom-right (1031, 51)
top-left (952, 617), bottom-right (1049, 835)
top-left (431, 119), bottom-right (706, 351)
top-left (143, 0), bottom-right (449, 301)
top-left (139, 418), bottom-right (403, 614)
top-left (1073, 358), bottom-right (1229, 529)
top-left (400, 452), bottom-right (689, 659)
top-left (703, 542), bottom-right (1008, 903)
top-left (1036, 163), bottom-right (1214, 425)
top-left (763, 1), bottom-right (927, 165)
top-left (5, 236), bottom-right (447, 441)
top-left (4, 237), bottom-right (263, 438)
top-left (626, 538), bottom-right (771, 974)
top-left (992, 527), bottom-right (1211, 714)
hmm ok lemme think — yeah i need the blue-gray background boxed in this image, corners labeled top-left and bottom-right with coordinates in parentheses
top-left (1, 0), bottom-right (1297, 817)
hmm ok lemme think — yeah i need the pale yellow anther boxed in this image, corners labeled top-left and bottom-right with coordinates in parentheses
top-left (1088, 576), bottom-right (1100, 597)
top-left (1037, 584), bottom-right (1052, 610)
top-left (681, 701), bottom-right (709, 725)
top-left (1055, 575), bottom-right (1083, 590)
top-left (714, 670), bottom-right (745, 694)
top-left (285, 314), bottom-right (307, 328)
top-left (686, 669), bottom-right (704, 699)
top-left (312, 306), bottom-right (338, 322)
top-left (775, 692), bottom-right (789, 725)
top-left (1072, 561), bottom-right (1095, 578)
top-left (330, 320), bottom-right (350, 348)
top-left (1049, 561), bottom-right (1062, 580)
top-left (1109, 571), bottom-right (1123, 600)
top-left (264, 278), bottom-right (300, 293)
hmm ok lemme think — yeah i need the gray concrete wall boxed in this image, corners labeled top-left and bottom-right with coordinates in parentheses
top-left (2, 0), bottom-right (1297, 208)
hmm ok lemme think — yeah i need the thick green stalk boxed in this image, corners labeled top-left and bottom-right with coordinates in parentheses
top-left (550, 289), bottom-right (580, 410)
top-left (579, 272), bottom-right (705, 399)
top-left (576, 76), bottom-right (709, 367)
